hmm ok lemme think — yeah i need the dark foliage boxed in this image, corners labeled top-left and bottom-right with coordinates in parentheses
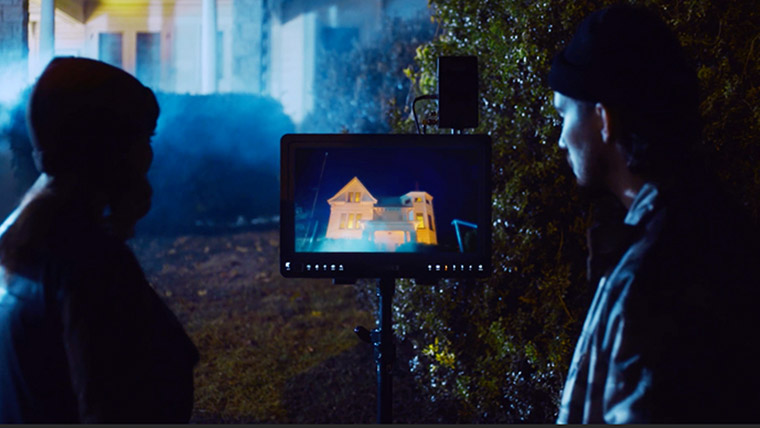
top-left (299, 13), bottom-right (436, 134)
top-left (388, 0), bottom-right (760, 423)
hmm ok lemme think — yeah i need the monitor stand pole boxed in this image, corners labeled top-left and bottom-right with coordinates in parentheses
top-left (355, 277), bottom-right (396, 423)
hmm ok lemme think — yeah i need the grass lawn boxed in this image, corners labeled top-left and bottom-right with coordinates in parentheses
top-left (129, 229), bottom-right (454, 423)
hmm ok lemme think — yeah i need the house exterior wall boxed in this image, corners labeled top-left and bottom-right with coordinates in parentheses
top-left (372, 228), bottom-right (410, 250)
top-left (83, 0), bottom-right (233, 93)
top-left (17, 0), bottom-right (429, 122)
top-left (28, 0), bottom-right (84, 76)
top-left (324, 202), bottom-right (374, 240)
top-left (27, 0), bottom-right (236, 93)
top-left (231, 0), bottom-right (265, 93)
top-left (268, 9), bottom-right (315, 123)
top-left (325, 178), bottom-right (376, 240)
top-left (314, 0), bottom-right (381, 45)
top-left (325, 180), bottom-right (438, 248)
top-left (402, 191), bottom-right (437, 245)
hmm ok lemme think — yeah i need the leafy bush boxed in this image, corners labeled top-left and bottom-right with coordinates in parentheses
top-left (390, 0), bottom-right (760, 423)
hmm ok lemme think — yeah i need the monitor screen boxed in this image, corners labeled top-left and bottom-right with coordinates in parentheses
top-left (280, 134), bottom-right (491, 279)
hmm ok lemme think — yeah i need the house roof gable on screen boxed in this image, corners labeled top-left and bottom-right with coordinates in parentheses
top-left (327, 176), bottom-right (378, 204)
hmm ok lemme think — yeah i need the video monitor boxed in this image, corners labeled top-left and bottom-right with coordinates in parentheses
top-left (280, 134), bottom-right (491, 279)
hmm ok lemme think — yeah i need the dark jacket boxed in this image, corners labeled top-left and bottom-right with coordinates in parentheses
top-left (557, 181), bottom-right (760, 423)
top-left (0, 204), bottom-right (199, 423)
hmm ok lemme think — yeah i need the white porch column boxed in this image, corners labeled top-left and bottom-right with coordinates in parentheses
top-left (39, 0), bottom-right (55, 68)
top-left (200, 0), bottom-right (218, 93)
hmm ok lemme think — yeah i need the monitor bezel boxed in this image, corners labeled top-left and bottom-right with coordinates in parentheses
top-left (280, 133), bottom-right (492, 279)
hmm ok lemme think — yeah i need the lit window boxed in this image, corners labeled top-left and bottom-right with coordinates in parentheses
top-left (416, 213), bottom-right (424, 229)
top-left (340, 213), bottom-right (347, 229)
top-left (356, 214), bottom-right (362, 226)
top-left (347, 192), bottom-right (353, 202)
top-left (354, 192), bottom-right (361, 202)
top-left (348, 214), bottom-right (355, 229)
top-left (414, 197), bottom-right (422, 203)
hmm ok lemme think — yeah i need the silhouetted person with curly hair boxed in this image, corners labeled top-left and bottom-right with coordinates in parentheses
top-left (0, 57), bottom-right (198, 423)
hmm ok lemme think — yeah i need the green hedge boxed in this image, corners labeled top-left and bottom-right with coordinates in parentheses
top-left (389, 0), bottom-right (760, 422)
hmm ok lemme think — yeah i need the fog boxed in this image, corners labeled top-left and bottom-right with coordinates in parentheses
top-left (0, 80), bottom-right (293, 234)
top-left (142, 92), bottom-right (293, 234)
top-left (0, 9), bottom-right (433, 234)
top-left (0, 60), bottom-right (34, 221)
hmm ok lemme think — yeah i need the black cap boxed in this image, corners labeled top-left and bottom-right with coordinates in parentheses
top-left (549, 3), bottom-right (696, 113)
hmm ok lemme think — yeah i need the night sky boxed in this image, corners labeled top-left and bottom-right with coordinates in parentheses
top-left (293, 146), bottom-right (484, 252)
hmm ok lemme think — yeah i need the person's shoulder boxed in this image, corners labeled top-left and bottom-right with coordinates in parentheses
top-left (48, 224), bottom-right (145, 297)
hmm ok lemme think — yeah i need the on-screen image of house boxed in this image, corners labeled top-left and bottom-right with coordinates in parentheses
top-left (324, 177), bottom-right (437, 251)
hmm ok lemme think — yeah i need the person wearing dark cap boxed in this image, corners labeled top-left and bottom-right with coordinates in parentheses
top-left (549, 3), bottom-right (760, 424)
top-left (0, 57), bottom-right (198, 423)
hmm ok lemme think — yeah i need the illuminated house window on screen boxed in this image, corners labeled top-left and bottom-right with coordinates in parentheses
top-left (99, 33), bottom-right (123, 68)
top-left (416, 213), bottom-right (424, 229)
